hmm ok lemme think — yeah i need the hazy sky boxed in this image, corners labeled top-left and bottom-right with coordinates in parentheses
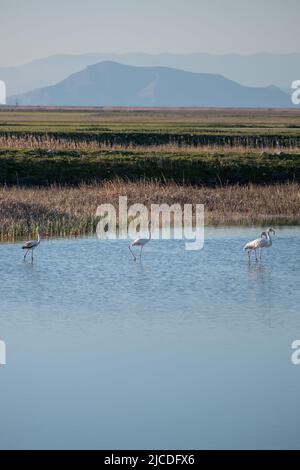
top-left (1, 0), bottom-right (299, 66)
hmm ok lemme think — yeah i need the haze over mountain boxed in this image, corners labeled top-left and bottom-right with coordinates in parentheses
top-left (1, 52), bottom-right (300, 97)
top-left (9, 61), bottom-right (291, 108)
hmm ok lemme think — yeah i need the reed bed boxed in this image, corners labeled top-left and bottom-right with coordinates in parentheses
top-left (1, 134), bottom-right (300, 155)
top-left (0, 181), bottom-right (299, 242)
top-left (1, 132), bottom-right (300, 150)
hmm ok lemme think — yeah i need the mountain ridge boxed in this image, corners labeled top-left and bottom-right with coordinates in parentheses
top-left (8, 61), bottom-right (291, 108)
top-left (1, 52), bottom-right (299, 97)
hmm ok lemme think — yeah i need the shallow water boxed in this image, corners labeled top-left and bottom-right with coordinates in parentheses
top-left (0, 227), bottom-right (300, 449)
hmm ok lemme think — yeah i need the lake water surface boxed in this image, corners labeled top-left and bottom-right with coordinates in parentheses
top-left (0, 227), bottom-right (300, 449)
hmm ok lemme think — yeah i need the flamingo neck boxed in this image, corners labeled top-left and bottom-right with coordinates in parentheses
top-left (266, 231), bottom-right (272, 245)
top-left (37, 231), bottom-right (40, 243)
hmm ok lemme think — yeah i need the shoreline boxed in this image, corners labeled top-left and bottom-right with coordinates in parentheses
top-left (2, 226), bottom-right (299, 247)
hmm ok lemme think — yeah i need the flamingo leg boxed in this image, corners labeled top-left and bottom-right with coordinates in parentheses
top-left (24, 249), bottom-right (29, 261)
top-left (140, 245), bottom-right (143, 260)
top-left (31, 249), bottom-right (34, 264)
top-left (255, 249), bottom-right (258, 261)
top-left (129, 244), bottom-right (136, 261)
top-left (260, 248), bottom-right (262, 260)
top-left (247, 250), bottom-right (251, 262)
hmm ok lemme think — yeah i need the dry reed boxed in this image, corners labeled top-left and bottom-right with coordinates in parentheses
top-left (0, 181), bottom-right (299, 242)
top-left (1, 134), bottom-right (300, 155)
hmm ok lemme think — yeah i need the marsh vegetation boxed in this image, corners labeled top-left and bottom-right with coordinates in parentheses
top-left (0, 108), bottom-right (299, 241)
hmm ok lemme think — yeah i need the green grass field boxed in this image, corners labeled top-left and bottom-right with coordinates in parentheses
top-left (1, 107), bottom-right (300, 136)
top-left (0, 107), bottom-right (300, 185)
top-left (1, 148), bottom-right (300, 186)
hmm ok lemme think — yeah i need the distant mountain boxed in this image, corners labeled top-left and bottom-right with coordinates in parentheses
top-left (1, 54), bottom-right (109, 97)
top-left (9, 61), bottom-right (291, 108)
top-left (1, 52), bottom-right (300, 97)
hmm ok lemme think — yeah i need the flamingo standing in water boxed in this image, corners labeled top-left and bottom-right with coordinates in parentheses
top-left (243, 228), bottom-right (275, 261)
top-left (129, 221), bottom-right (151, 261)
top-left (22, 226), bottom-right (41, 263)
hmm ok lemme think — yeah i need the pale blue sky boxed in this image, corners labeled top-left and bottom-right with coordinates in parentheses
top-left (1, 0), bottom-right (299, 66)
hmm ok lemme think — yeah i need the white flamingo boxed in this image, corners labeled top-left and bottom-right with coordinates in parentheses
top-left (129, 221), bottom-right (151, 261)
top-left (244, 228), bottom-right (275, 261)
top-left (22, 226), bottom-right (41, 263)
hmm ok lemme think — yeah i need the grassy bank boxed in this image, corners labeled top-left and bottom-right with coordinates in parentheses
top-left (1, 148), bottom-right (300, 186)
top-left (1, 181), bottom-right (299, 242)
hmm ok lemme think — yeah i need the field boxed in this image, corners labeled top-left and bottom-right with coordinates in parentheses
top-left (1, 107), bottom-right (300, 144)
top-left (0, 107), bottom-right (300, 241)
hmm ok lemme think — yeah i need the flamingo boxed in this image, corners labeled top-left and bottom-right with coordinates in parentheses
top-left (243, 228), bottom-right (275, 261)
top-left (22, 226), bottom-right (41, 263)
top-left (129, 221), bottom-right (151, 261)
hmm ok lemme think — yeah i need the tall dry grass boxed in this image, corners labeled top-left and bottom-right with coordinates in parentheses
top-left (0, 181), bottom-right (299, 242)
top-left (0, 134), bottom-right (299, 154)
